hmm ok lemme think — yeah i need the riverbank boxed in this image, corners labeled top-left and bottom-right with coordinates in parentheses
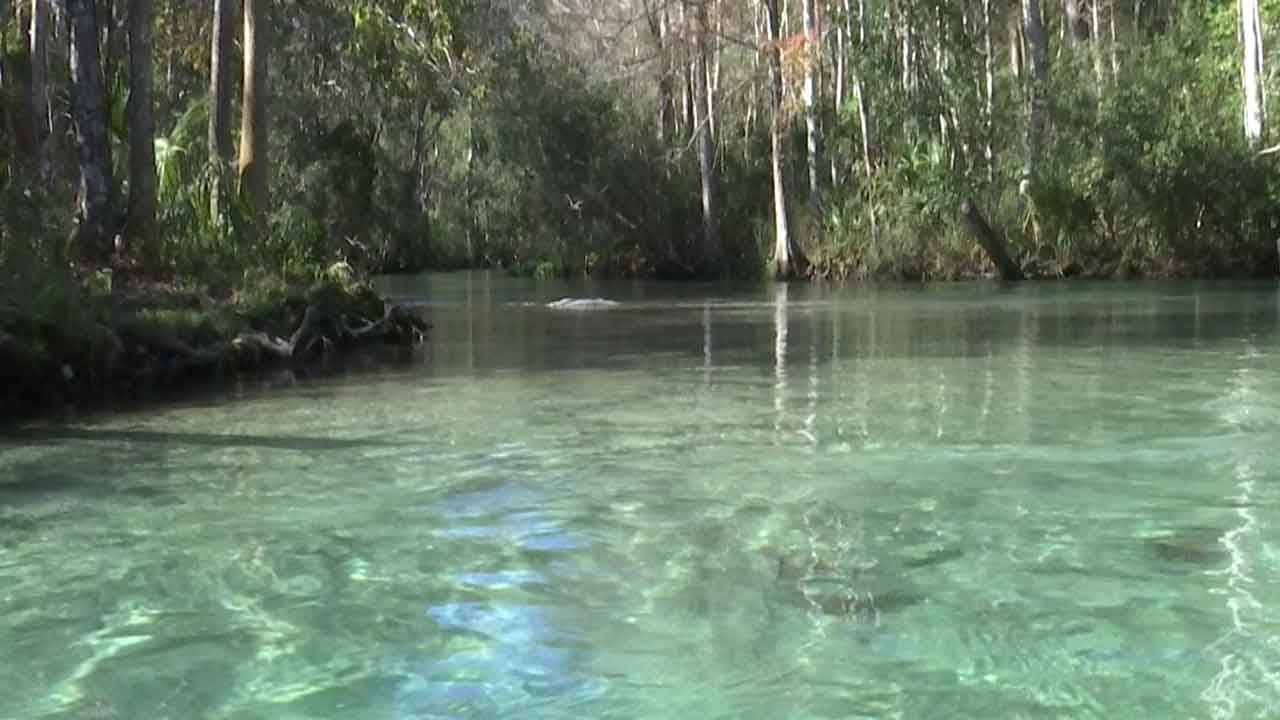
top-left (0, 263), bottom-right (429, 425)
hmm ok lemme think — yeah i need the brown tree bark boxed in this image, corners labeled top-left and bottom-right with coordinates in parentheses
top-left (125, 0), bottom-right (156, 253)
top-left (209, 0), bottom-right (236, 215)
top-left (961, 199), bottom-right (1025, 281)
top-left (67, 0), bottom-right (116, 261)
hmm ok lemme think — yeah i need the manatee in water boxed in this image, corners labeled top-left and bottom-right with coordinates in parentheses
top-left (901, 545), bottom-right (965, 570)
top-left (770, 549), bottom-right (926, 622)
top-left (546, 298), bottom-right (621, 310)
top-left (1147, 527), bottom-right (1228, 567)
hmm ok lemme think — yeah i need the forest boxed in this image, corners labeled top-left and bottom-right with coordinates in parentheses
top-left (1, 0), bottom-right (1279, 416)
top-left (2, 0), bottom-right (1278, 288)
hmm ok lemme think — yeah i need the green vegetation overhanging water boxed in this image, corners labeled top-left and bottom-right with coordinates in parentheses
top-left (3, 273), bottom-right (1280, 718)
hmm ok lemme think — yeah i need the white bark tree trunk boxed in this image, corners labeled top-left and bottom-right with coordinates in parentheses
top-left (692, 0), bottom-right (721, 267)
top-left (1241, 0), bottom-right (1266, 148)
top-left (802, 0), bottom-right (822, 203)
top-left (1090, 0), bottom-right (1104, 90)
top-left (983, 0), bottom-right (995, 182)
top-left (1064, 0), bottom-right (1085, 47)
top-left (765, 0), bottom-right (807, 278)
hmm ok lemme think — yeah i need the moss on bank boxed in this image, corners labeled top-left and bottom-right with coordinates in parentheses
top-left (0, 263), bottom-right (428, 424)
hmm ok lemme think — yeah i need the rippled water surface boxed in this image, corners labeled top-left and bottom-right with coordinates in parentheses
top-left (4, 275), bottom-right (1280, 719)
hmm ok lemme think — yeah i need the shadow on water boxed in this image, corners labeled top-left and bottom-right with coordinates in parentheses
top-left (1, 427), bottom-right (405, 452)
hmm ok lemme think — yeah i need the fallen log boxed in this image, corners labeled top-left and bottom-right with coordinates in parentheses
top-left (960, 199), bottom-right (1025, 282)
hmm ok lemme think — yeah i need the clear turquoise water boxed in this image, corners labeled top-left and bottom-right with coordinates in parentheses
top-left (3, 275), bottom-right (1280, 719)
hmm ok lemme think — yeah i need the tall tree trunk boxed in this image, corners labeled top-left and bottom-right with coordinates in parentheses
top-left (677, 0), bottom-right (691, 137)
top-left (802, 0), bottom-right (822, 205)
top-left (983, 0), bottom-right (995, 182)
top-left (67, 0), bottom-right (115, 261)
top-left (765, 0), bottom-right (807, 278)
top-left (900, 6), bottom-right (913, 97)
top-left (0, 2), bottom-right (6, 113)
top-left (692, 0), bottom-right (721, 268)
top-left (854, 0), bottom-right (876, 241)
top-left (834, 0), bottom-right (847, 117)
top-left (1021, 0), bottom-right (1048, 188)
top-left (1109, 0), bottom-right (1118, 76)
top-left (1240, 0), bottom-right (1266, 148)
top-left (1063, 0), bottom-right (1085, 47)
top-left (125, 0), bottom-right (155, 254)
top-left (29, 0), bottom-right (50, 180)
top-left (1008, 12), bottom-right (1024, 79)
top-left (209, 0), bottom-right (235, 216)
top-left (657, 5), bottom-right (675, 143)
top-left (1090, 0), bottom-right (1104, 90)
top-left (238, 0), bottom-right (268, 212)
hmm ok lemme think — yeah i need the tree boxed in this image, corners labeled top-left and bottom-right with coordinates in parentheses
top-left (126, 0), bottom-right (156, 252)
top-left (209, 0), bottom-right (236, 215)
top-left (238, 0), bottom-right (269, 212)
top-left (691, 0), bottom-right (721, 267)
top-left (67, 0), bottom-right (116, 260)
top-left (1063, 0), bottom-right (1085, 48)
top-left (765, 0), bottom-right (807, 278)
top-left (29, 0), bottom-right (50, 180)
top-left (1021, 0), bottom-right (1048, 188)
top-left (801, 0), bottom-right (822, 203)
top-left (1240, 0), bottom-right (1265, 148)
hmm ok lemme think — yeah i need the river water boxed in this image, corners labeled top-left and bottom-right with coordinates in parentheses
top-left (3, 274), bottom-right (1280, 719)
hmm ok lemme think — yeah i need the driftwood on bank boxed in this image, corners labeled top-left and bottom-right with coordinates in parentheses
top-left (959, 199), bottom-right (1025, 282)
top-left (188, 301), bottom-right (430, 373)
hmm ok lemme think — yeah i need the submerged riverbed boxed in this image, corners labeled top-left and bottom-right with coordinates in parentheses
top-left (3, 274), bottom-right (1280, 718)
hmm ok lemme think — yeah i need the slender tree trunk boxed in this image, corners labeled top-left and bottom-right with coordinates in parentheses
top-left (238, 0), bottom-right (269, 212)
top-left (1109, 0), bottom-right (1118, 76)
top-left (983, 0), bottom-right (995, 182)
top-left (29, 0), bottom-right (50, 180)
top-left (209, 0), bottom-right (235, 216)
top-left (766, 0), bottom-right (807, 278)
top-left (802, 0), bottom-right (822, 205)
top-left (658, 6), bottom-right (675, 143)
top-left (1063, 0), bottom-right (1084, 47)
top-left (854, 0), bottom-right (876, 241)
top-left (835, 0), bottom-right (847, 116)
top-left (692, 0), bottom-right (721, 268)
top-left (1240, 0), bottom-right (1266, 148)
top-left (125, 0), bottom-right (155, 254)
top-left (1008, 12), bottom-right (1024, 79)
top-left (0, 2), bottom-right (6, 111)
top-left (1090, 0), bottom-right (1104, 90)
top-left (901, 7), bottom-right (913, 97)
top-left (67, 0), bottom-right (115, 261)
top-left (1021, 0), bottom-right (1048, 187)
